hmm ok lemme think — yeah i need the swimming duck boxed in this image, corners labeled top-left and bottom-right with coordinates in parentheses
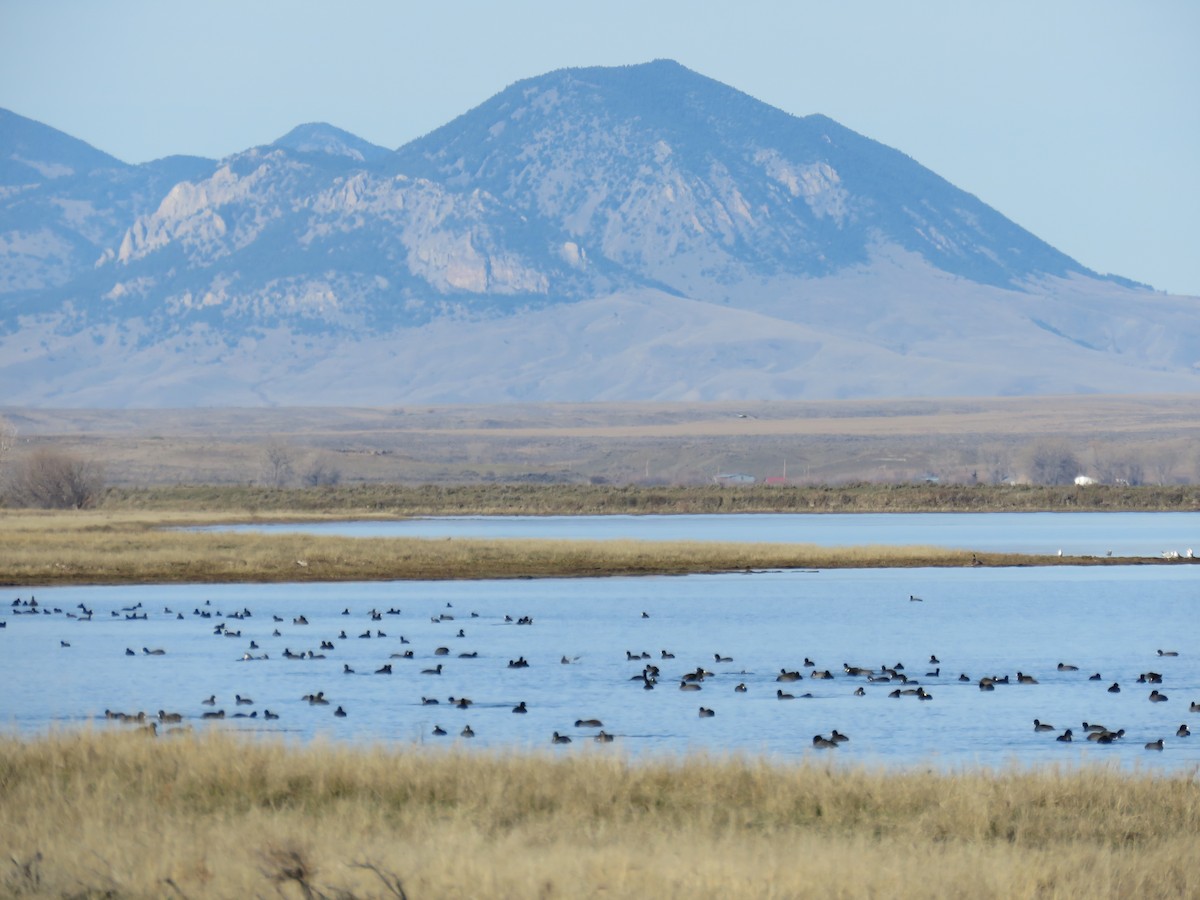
top-left (595, 731), bottom-right (615, 742)
top-left (1089, 673), bottom-right (1102, 680)
top-left (1016, 672), bottom-right (1038, 685)
top-left (575, 718), bottom-right (602, 727)
top-left (551, 731), bottom-right (571, 743)
top-left (263, 710), bottom-right (279, 720)
top-left (1145, 739), bottom-right (1164, 750)
top-left (202, 695), bottom-right (216, 705)
top-left (1056, 729), bottom-right (1073, 742)
top-left (236, 695), bottom-right (253, 705)
top-left (334, 706), bottom-right (347, 717)
top-left (432, 725), bottom-right (447, 736)
top-left (776, 669), bottom-right (802, 682)
top-left (714, 654), bottom-right (732, 663)
top-left (1177, 724), bottom-right (1190, 737)
top-left (679, 681), bottom-right (702, 691)
top-left (812, 734), bottom-right (838, 749)
top-left (1149, 690), bottom-right (1168, 702)
top-left (512, 702), bottom-right (528, 714)
top-left (699, 707), bottom-right (715, 717)
top-left (1107, 682), bottom-right (1121, 693)
top-left (777, 689), bottom-right (795, 700)
top-left (461, 725), bottom-right (475, 738)
top-left (158, 711), bottom-right (183, 723)
top-left (1157, 649), bottom-right (1179, 657)
top-left (1056, 662), bottom-right (1079, 671)
top-left (421, 663), bottom-right (443, 675)
top-left (831, 729), bottom-right (849, 743)
top-left (735, 683), bottom-right (748, 693)
top-left (853, 686), bottom-right (865, 696)
top-left (1033, 719), bottom-right (1055, 732)
top-left (375, 664), bottom-right (393, 675)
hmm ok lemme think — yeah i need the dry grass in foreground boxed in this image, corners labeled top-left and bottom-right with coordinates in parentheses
top-left (1, 730), bottom-right (1197, 899)
top-left (0, 509), bottom-right (1156, 586)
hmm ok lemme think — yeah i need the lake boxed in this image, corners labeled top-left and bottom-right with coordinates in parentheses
top-left (208, 510), bottom-right (1200, 558)
top-left (4, 561), bottom-right (1198, 771)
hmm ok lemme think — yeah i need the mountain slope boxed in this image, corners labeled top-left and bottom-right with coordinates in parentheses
top-left (0, 62), bottom-right (1196, 407)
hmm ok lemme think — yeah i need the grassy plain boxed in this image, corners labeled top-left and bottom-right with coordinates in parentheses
top-left (1, 730), bottom-right (1197, 899)
top-left (6, 394), bottom-right (1200, 486)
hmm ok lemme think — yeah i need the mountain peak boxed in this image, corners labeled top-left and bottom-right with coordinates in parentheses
top-left (268, 122), bottom-right (391, 163)
top-left (0, 107), bottom-right (127, 185)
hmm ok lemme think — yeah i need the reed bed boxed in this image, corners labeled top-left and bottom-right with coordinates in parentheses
top-left (98, 481), bottom-right (1200, 515)
top-left (1, 729), bottom-right (1196, 898)
top-left (0, 509), bottom-right (1145, 586)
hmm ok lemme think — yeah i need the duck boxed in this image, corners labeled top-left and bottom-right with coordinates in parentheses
top-left (929, 655), bottom-right (940, 664)
top-left (574, 718), bottom-right (603, 728)
top-left (551, 731), bottom-right (571, 744)
top-left (812, 734), bottom-right (839, 749)
top-left (157, 710), bottom-right (183, 723)
top-left (1056, 729), bottom-right (1073, 742)
top-left (143, 647), bottom-right (166, 656)
top-left (343, 664), bottom-right (355, 674)
top-left (201, 709), bottom-right (225, 719)
top-left (461, 725), bottom-right (475, 738)
top-left (263, 710), bottom-right (279, 720)
top-left (375, 664), bottom-right (393, 675)
top-left (1149, 690), bottom-right (1168, 702)
top-left (699, 707), bottom-right (715, 717)
top-left (1089, 673), bottom-right (1103, 680)
top-left (201, 695), bottom-right (216, 706)
top-left (925, 667), bottom-right (939, 677)
top-left (421, 663), bottom-right (443, 675)
top-left (1191, 701), bottom-right (1200, 713)
top-left (1177, 724), bottom-right (1191, 737)
top-left (777, 689), bottom-right (795, 700)
top-left (679, 681), bottom-right (702, 691)
top-left (1144, 739), bottom-right (1164, 751)
top-left (1057, 662), bottom-right (1079, 671)
top-left (334, 706), bottom-right (347, 717)
top-left (512, 701), bottom-right (528, 714)
top-left (776, 669), bottom-right (802, 682)
top-left (853, 687), bottom-right (865, 696)
top-left (661, 650), bottom-right (675, 659)
top-left (1107, 682), bottom-right (1121, 693)
top-left (714, 653), bottom-right (733, 663)
top-left (235, 694), bottom-right (253, 705)
top-left (594, 731), bottom-right (615, 743)
top-left (734, 683), bottom-right (748, 693)
top-left (432, 725), bottom-right (447, 736)
top-left (453, 697), bottom-right (473, 709)
top-left (1157, 649), bottom-right (1180, 657)
top-left (830, 729), bottom-right (849, 743)
top-left (1033, 719), bottom-right (1055, 732)
top-left (1016, 672), bottom-right (1038, 685)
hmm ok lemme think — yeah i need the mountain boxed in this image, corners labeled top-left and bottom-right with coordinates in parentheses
top-left (0, 61), bottom-right (1197, 407)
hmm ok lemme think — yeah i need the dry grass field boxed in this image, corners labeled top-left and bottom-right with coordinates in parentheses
top-left (5, 394), bottom-right (1200, 487)
top-left (2, 730), bottom-right (1198, 899)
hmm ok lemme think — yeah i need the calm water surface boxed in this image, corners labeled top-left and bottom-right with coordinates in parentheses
top-left (214, 511), bottom-right (1200, 558)
top-left (4, 565), bottom-right (1197, 771)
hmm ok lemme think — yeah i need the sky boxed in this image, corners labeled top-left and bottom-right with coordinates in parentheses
top-left (2, 0), bottom-right (1198, 296)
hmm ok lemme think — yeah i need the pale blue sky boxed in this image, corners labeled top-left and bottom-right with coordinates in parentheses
top-left (2, 0), bottom-right (1197, 296)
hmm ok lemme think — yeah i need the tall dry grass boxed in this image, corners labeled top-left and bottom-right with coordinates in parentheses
top-left (97, 481), bottom-right (1200, 515)
top-left (0, 509), bottom-right (1137, 586)
top-left (1, 730), bottom-right (1197, 898)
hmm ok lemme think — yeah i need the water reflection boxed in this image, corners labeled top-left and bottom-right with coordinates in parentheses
top-left (4, 566), bottom-right (1198, 770)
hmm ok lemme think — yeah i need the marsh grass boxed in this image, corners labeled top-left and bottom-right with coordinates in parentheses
top-left (99, 482), bottom-right (1200, 515)
top-left (0, 509), bottom-right (1148, 586)
top-left (1, 730), bottom-right (1197, 898)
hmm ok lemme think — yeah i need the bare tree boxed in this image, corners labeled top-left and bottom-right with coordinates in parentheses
top-left (0, 416), bottom-right (15, 479)
top-left (301, 453), bottom-right (342, 487)
top-left (261, 439), bottom-right (296, 488)
top-left (5, 448), bottom-right (105, 509)
top-left (1022, 441), bottom-right (1081, 485)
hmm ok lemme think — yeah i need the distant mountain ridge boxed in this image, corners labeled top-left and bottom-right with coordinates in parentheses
top-left (0, 60), bottom-right (1196, 407)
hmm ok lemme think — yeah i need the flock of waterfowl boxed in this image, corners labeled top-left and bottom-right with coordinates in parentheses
top-left (4, 590), bottom-right (1197, 759)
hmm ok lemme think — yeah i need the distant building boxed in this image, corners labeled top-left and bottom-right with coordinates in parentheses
top-left (714, 473), bottom-right (756, 486)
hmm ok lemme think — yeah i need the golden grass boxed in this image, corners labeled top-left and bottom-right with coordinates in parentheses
top-left (0, 509), bottom-right (1160, 586)
top-left (1, 729), bottom-right (1197, 898)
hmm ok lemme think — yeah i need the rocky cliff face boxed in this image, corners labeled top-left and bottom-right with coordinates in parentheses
top-left (1, 62), bottom-right (1196, 407)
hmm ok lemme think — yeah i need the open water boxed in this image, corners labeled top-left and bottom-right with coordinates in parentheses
top-left (4, 514), bottom-right (1199, 770)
